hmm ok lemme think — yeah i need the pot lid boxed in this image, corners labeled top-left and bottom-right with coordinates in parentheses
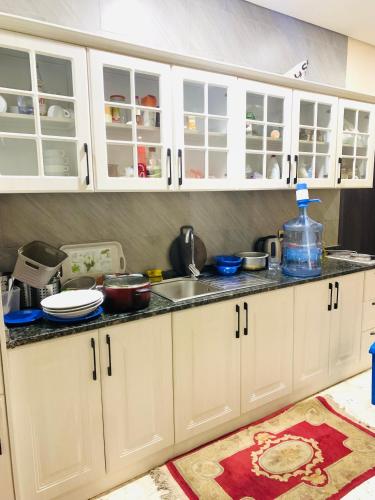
top-left (104, 274), bottom-right (149, 289)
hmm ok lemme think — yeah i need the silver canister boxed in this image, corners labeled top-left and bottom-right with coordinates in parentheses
top-left (31, 277), bottom-right (61, 307)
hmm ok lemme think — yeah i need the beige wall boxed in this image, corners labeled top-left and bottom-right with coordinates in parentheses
top-left (346, 38), bottom-right (375, 95)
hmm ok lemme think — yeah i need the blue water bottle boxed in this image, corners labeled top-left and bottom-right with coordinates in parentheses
top-left (282, 183), bottom-right (323, 278)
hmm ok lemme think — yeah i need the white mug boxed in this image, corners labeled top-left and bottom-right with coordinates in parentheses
top-left (47, 105), bottom-right (73, 119)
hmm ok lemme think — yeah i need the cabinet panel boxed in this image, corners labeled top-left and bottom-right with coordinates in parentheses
top-left (238, 79), bottom-right (293, 189)
top-left (292, 91), bottom-right (338, 188)
top-left (360, 329), bottom-right (375, 371)
top-left (173, 300), bottom-right (241, 442)
top-left (0, 395), bottom-right (14, 500)
top-left (330, 273), bottom-right (364, 380)
top-left (241, 288), bottom-right (294, 412)
top-left (336, 99), bottom-right (375, 188)
top-left (8, 332), bottom-right (105, 500)
top-left (99, 315), bottom-right (174, 472)
top-left (294, 279), bottom-right (331, 391)
top-left (172, 66), bottom-right (239, 191)
top-left (363, 269), bottom-right (375, 302)
top-left (89, 49), bottom-right (172, 191)
top-left (362, 300), bottom-right (375, 331)
top-left (0, 30), bottom-right (92, 193)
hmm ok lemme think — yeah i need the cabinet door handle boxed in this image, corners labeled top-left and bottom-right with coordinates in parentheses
top-left (178, 149), bottom-right (183, 186)
top-left (84, 143), bottom-right (90, 186)
top-left (91, 337), bottom-right (97, 381)
top-left (106, 334), bottom-right (112, 376)
top-left (328, 282), bottom-right (333, 311)
top-left (337, 157), bottom-right (342, 184)
top-left (286, 154), bottom-right (291, 184)
top-left (235, 304), bottom-right (240, 339)
top-left (167, 148), bottom-right (172, 186)
top-left (370, 332), bottom-right (375, 335)
top-left (334, 281), bottom-right (339, 309)
top-left (293, 155), bottom-right (298, 184)
top-left (243, 302), bottom-right (248, 335)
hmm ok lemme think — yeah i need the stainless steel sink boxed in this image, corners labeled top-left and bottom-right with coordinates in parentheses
top-left (152, 278), bottom-right (221, 303)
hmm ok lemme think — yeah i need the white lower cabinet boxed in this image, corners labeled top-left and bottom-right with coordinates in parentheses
top-left (294, 279), bottom-right (331, 390)
top-left (329, 273), bottom-right (364, 381)
top-left (7, 332), bottom-right (105, 500)
top-left (99, 315), bottom-right (174, 472)
top-left (294, 273), bottom-right (364, 392)
top-left (241, 288), bottom-right (294, 412)
top-left (360, 329), bottom-right (375, 370)
top-left (173, 288), bottom-right (294, 443)
top-left (173, 300), bottom-right (241, 443)
top-left (0, 395), bottom-right (14, 500)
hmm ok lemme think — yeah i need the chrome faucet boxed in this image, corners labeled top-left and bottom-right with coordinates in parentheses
top-left (185, 227), bottom-right (200, 278)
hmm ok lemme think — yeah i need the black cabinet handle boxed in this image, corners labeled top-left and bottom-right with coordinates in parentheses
top-left (235, 304), bottom-right (240, 339)
top-left (337, 157), bottom-right (342, 185)
top-left (334, 281), bottom-right (339, 309)
top-left (293, 155), bottom-right (298, 184)
top-left (91, 338), bottom-right (97, 381)
top-left (84, 143), bottom-right (90, 186)
top-left (178, 149), bottom-right (182, 186)
top-left (370, 332), bottom-right (375, 335)
top-left (328, 282), bottom-right (333, 311)
top-left (243, 302), bottom-right (248, 335)
top-left (106, 334), bottom-right (112, 376)
top-left (286, 154), bottom-right (291, 184)
top-left (167, 148), bottom-right (172, 186)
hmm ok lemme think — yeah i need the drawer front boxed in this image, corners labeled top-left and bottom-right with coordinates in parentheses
top-left (360, 329), bottom-right (375, 370)
top-left (362, 300), bottom-right (375, 331)
top-left (364, 269), bottom-right (375, 302)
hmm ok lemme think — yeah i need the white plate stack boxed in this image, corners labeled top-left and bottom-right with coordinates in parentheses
top-left (41, 290), bottom-right (104, 319)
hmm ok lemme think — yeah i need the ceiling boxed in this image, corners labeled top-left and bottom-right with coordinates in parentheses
top-left (248, 0), bottom-right (375, 46)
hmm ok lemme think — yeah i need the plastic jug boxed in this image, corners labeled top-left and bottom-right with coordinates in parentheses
top-left (282, 183), bottom-right (323, 277)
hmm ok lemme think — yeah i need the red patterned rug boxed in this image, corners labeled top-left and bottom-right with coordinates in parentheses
top-left (151, 396), bottom-right (375, 499)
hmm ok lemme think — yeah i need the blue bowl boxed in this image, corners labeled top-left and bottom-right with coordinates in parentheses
top-left (215, 255), bottom-right (243, 267)
top-left (215, 264), bottom-right (241, 276)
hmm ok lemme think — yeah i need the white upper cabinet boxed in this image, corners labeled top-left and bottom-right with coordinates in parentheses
top-left (89, 50), bottom-right (172, 191)
top-left (336, 99), bottom-right (375, 188)
top-left (292, 91), bottom-right (338, 188)
top-left (172, 67), bottom-right (239, 190)
top-left (0, 30), bottom-right (92, 193)
top-left (238, 80), bottom-right (293, 189)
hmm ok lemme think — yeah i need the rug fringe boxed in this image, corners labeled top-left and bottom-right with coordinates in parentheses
top-left (321, 394), bottom-right (375, 432)
top-left (150, 465), bottom-right (186, 499)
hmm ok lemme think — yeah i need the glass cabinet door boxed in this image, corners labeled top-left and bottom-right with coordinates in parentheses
top-left (173, 67), bottom-right (238, 190)
top-left (89, 50), bottom-right (172, 191)
top-left (336, 99), bottom-right (375, 188)
top-left (292, 91), bottom-right (338, 188)
top-left (0, 32), bottom-right (91, 192)
top-left (239, 80), bottom-right (292, 189)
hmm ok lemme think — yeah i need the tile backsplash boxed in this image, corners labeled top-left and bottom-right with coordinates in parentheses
top-left (0, 190), bottom-right (339, 273)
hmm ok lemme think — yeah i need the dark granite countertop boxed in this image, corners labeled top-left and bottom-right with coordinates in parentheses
top-left (5, 258), bottom-right (375, 349)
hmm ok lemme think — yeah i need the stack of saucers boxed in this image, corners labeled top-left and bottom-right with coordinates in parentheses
top-left (41, 289), bottom-right (103, 321)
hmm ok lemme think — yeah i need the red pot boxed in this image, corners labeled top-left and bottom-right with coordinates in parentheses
top-left (103, 275), bottom-right (151, 313)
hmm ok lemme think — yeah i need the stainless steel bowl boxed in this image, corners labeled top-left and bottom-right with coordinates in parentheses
top-left (61, 276), bottom-right (96, 291)
top-left (236, 252), bottom-right (268, 271)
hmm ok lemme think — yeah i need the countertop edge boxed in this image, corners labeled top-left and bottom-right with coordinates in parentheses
top-left (5, 262), bottom-right (372, 349)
